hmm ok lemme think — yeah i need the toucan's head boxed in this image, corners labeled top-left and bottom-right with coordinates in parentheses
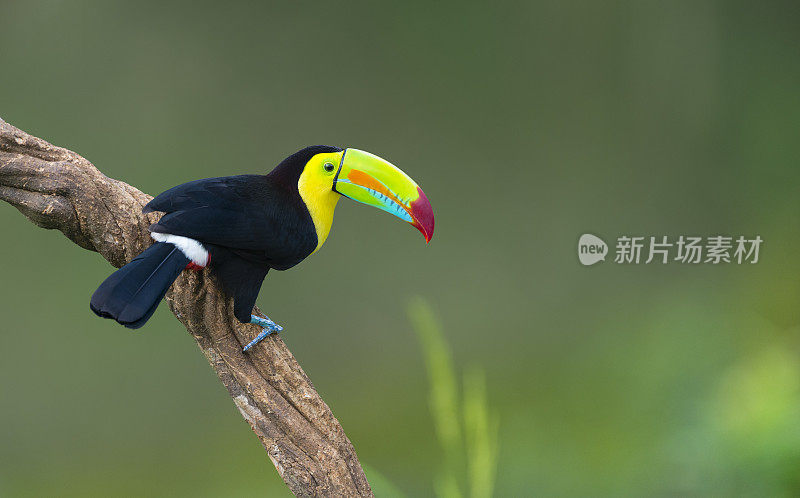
top-left (269, 146), bottom-right (434, 251)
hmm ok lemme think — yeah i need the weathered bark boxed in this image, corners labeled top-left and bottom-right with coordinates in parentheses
top-left (0, 117), bottom-right (372, 497)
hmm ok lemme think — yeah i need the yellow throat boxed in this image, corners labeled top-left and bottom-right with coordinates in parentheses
top-left (297, 151), bottom-right (343, 253)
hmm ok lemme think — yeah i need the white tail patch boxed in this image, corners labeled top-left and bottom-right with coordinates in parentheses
top-left (151, 232), bottom-right (209, 266)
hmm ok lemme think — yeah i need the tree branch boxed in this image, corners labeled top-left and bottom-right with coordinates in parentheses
top-left (0, 117), bottom-right (372, 497)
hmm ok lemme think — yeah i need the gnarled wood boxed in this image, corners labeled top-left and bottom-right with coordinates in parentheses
top-left (0, 117), bottom-right (372, 497)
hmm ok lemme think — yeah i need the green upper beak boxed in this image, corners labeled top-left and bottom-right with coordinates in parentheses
top-left (333, 148), bottom-right (435, 242)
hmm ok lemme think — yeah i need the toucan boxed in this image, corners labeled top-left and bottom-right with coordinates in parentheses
top-left (90, 146), bottom-right (434, 350)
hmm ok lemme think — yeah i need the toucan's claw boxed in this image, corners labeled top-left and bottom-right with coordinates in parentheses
top-left (250, 314), bottom-right (282, 330)
top-left (243, 314), bottom-right (283, 351)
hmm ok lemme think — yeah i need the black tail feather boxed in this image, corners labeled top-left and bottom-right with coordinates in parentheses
top-left (90, 242), bottom-right (190, 329)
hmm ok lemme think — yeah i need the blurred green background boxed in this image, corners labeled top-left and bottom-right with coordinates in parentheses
top-left (2, 1), bottom-right (800, 496)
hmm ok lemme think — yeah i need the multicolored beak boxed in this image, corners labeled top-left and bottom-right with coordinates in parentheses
top-left (333, 148), bottom-right (434, 242)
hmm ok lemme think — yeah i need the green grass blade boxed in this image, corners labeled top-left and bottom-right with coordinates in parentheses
top-left (408, 296), bottom-right (463, 498)
top-left (463, 368), bottom-right (499, 498)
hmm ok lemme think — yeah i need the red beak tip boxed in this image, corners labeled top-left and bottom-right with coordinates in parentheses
top-left (410, 186), bottom-right (434, 245)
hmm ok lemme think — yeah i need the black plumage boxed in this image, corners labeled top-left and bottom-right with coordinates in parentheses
top-left (90, 242), bottom-right (190, 328)
top-left (90, 146), bottom-right (342, 328)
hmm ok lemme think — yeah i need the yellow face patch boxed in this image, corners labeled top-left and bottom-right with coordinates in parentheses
top-left (297, 151), bottom-right (343, 253)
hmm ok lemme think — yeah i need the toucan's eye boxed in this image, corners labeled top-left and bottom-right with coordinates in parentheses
top-left (323, 162), bottom-right (335, 173)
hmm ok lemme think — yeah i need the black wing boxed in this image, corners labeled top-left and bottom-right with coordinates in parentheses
top-left (145, 175), bottom-right (316, 268)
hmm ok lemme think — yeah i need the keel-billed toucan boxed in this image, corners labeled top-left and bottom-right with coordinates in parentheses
top-left (90, 146), bottom-right (434, 350)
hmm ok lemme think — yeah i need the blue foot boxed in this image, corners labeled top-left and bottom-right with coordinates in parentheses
top-left (243, 314), bottom-right (284, 352)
